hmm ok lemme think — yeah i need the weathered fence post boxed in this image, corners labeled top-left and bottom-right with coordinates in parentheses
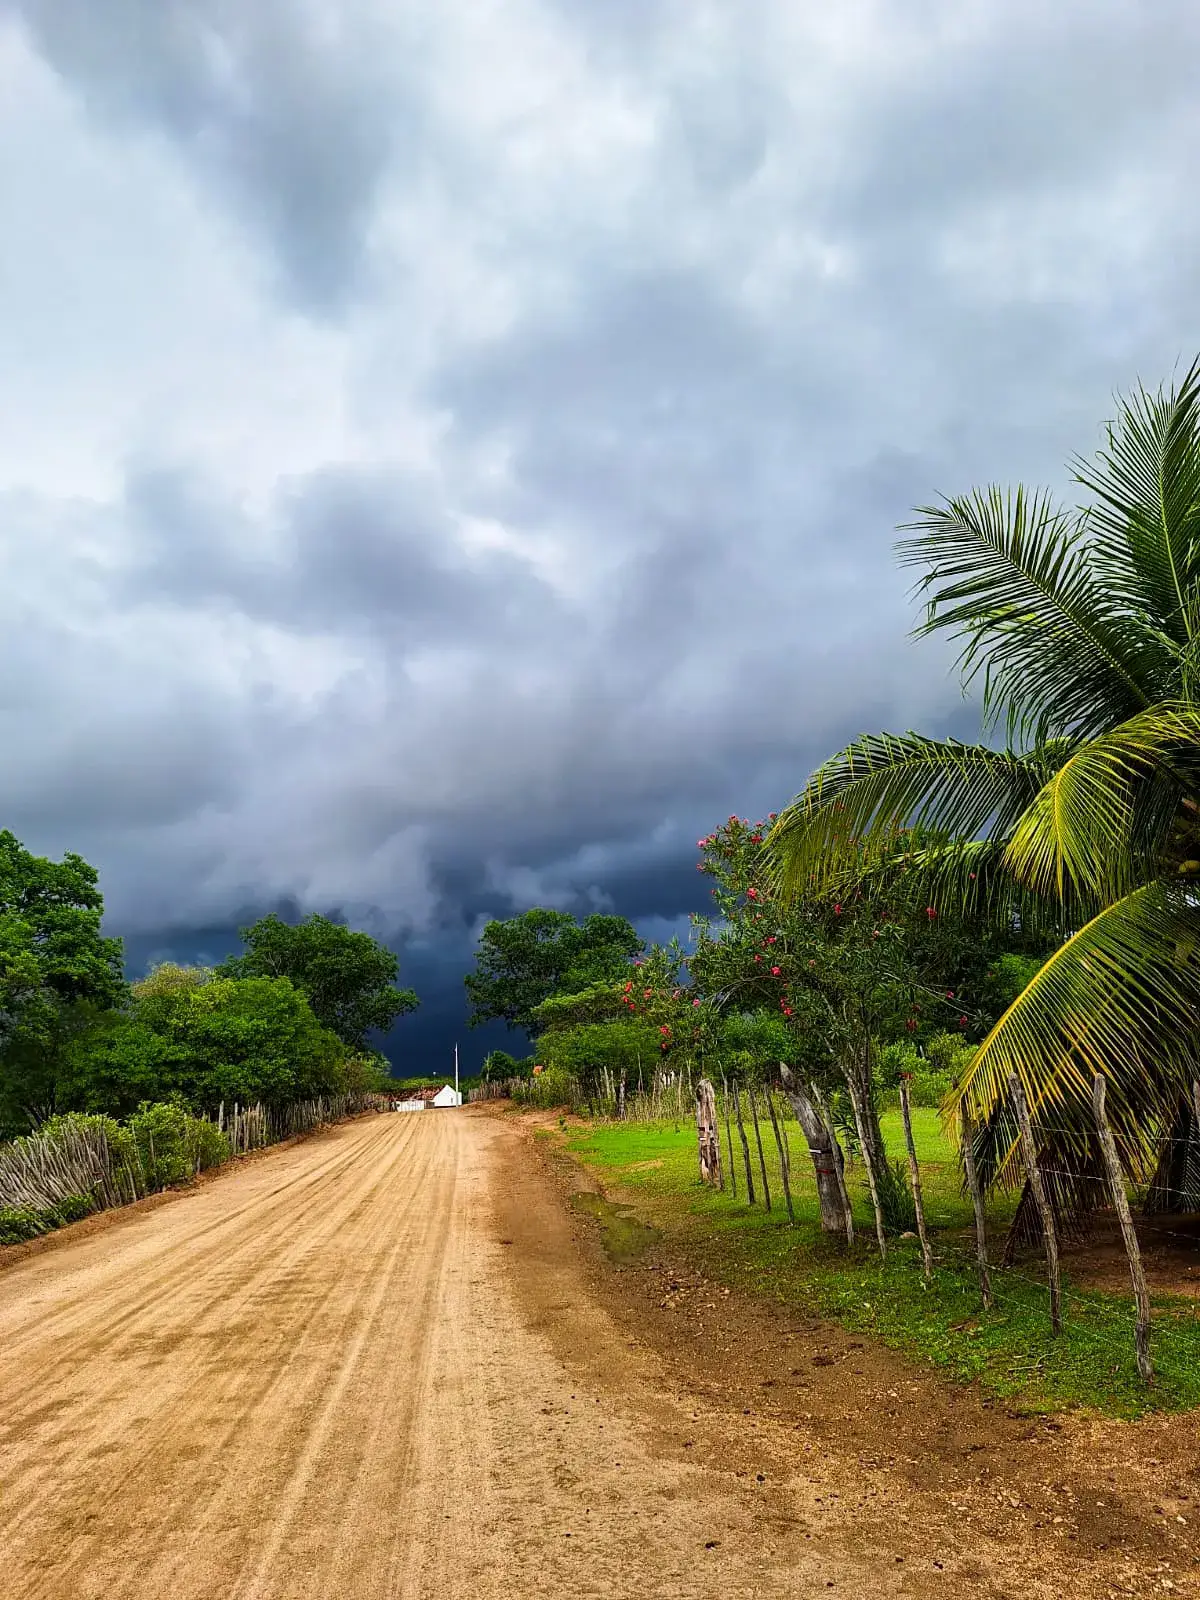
top-left (765, 1089), bottom-right (795, 1223)
top-left (898, 1076), bottom-right (933, 1283)
top-left (1092, 1073), bottom-right (1152, 1383)
top-left (732, 1081), bottom-right (756, 1204)
top-left (617, 1069), bottom-right (627, 1121)
top-left (844, 1072), bottom-right (887, 1261)
top-left (809, 1080), bottom-right (855, 1247)
top-left (958, 1101), bottom-right (993, 1309)
top-left (1009, 1071), bottom-right (1062, 1335)
top-left (721, 1076), bottom-right (737, 1197)
top-left (748, 1086), bottom-right (772, 1212)
top-left (695, 1078), bottom-right (722, 1188)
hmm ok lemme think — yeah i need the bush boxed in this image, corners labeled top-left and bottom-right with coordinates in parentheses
top-left (0, 1192), bottom-right (94, 1243)
top-left (127, 1102), bottom-right (230, 1190)
top-left (512, 1067), bottom-right (579, 1109)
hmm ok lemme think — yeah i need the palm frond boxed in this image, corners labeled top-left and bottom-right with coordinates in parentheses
top-left (1004, 701), bottom-right (1200, 900)
top-left (899, 486), bottom-right (1153, 744)
top-left (1076, 357), bottom-right (1200, 655)
top-left (766, 732), bottom-right (1062, 897)
top-left (950, 880), bottom-right (1200, 1187)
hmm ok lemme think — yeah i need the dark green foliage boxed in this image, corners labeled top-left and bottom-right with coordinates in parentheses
top-left (481, 1049), bottom-right (533, 1082)
top-left (61, 975), bottom-right (347, 1114)
top-left (0, 1193), bottom-right (94, 1243)
top-left (465, 909), bottom-right (643, 1034)
top-left (218, 913), bottom-right (418, 1049)
top-left (0, 831), bottom-right (127, 1134)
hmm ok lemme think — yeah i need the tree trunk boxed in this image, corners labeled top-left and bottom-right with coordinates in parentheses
top-left (844, 1064), bottom-right (888, 1259)
top-left (695, 1078), bottom-right (722, 1187)
top-left (779, 1065), bottom-right (846, 1234)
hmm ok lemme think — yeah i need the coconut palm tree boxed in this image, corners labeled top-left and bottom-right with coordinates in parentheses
top-left (767, 359), bottom-right (1200, 1215)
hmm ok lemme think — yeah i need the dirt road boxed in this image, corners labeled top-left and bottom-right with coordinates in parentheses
top-left (0, 1109), bottom-right (1194, 1598)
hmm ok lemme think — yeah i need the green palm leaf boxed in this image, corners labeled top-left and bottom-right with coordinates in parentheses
top-left (899, 486), bottom-right (1154, 744)
top-left (951, 881), bottom-right (1200, 1186)
top-left (1004, 701), bottom-right (1200, 899)
top-left (766, 732), bottom-right (1060, 895)
top-left (1076, 357), bottom-right (1200, 653)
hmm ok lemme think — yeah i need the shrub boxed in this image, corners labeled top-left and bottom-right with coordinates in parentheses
top-left (127, 1102), bottom-right (230, 1190)
top-left (512, 1067), bottom-right (579, 1110)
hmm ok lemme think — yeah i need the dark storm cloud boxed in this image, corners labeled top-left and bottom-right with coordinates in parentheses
top-left (4, 0), bottom-right (1200, 1061)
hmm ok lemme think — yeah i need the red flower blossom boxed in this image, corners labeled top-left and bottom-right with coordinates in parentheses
top-left (783, 1006), bottom-right (793, 1017)
top-left (959, 1015), bottom-right (968, 1028)
top-left (945, 991), bottom-right (954, 1000)
top-left (833, 903), bottom-right (842, 915)
top-left (771, 966), bottom-right (781, 976)
top-left (906, 1018), bottom-right (917, 1031)
top-left (926, 906), bottom-right (937, 918)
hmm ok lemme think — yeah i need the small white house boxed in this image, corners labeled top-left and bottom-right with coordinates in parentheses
top-left (393, 1083), bottom-right (461, 1111)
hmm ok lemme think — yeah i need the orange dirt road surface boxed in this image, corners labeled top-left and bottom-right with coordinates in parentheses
top-left (0, 1108), bottom-right (1194, 1598)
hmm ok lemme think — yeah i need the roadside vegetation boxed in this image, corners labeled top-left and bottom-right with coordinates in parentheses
top-left (466, 359), bottom-right (1200, 1413)
top-left (0, 836), bottom-right (415, 1243)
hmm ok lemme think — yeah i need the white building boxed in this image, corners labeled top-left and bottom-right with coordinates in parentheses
top-left (393, 1084), bottom-right (462, 1111)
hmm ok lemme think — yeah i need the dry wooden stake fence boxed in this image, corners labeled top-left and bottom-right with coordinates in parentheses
top-left (732, 1082), bottom-right (756, 1205)
top-left (748, 1086), bottom-right (772, 1212)
top-left (765, 1089), bottom-right (795, 1223)
top-left (1009, 1071), bottom-right (1063, 1335)
top-left (1092, 1073), bottom-right (1152, 1383)
top-left (958, 1100), bottom-right (993, 1309)
top-left (898, 1076), bottom-right (933, 1283)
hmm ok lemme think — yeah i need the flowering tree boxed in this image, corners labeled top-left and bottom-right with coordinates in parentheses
top-left (687, 815), bottom-right (1044, 1230)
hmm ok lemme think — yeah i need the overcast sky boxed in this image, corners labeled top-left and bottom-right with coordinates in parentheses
top-left (2, 1), bottom-right (1198, 1070)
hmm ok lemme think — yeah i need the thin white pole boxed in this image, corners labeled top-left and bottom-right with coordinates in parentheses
top-left (454, 1043), bottom-right (459, 1101)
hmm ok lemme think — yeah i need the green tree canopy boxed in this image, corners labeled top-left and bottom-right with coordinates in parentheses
top-left (61, 974), bottom-right (347, 1115)
top-left (217, 913), bottom-right (418, 1049)
top-left (464, 909), bottom-right (643, 1034)
top-left (0, 831), bottom-right (127, 1132)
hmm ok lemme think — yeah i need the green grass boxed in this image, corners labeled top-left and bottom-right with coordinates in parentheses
top-left (561, 1110), bottom-right (1200, 1418)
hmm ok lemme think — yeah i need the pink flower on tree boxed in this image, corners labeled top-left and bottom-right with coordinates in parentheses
top-left (771, 966), bottom-right (781, 976)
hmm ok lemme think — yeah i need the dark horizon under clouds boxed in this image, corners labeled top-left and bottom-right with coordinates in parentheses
top-left (2, 0), bottom-right (1199, 1072)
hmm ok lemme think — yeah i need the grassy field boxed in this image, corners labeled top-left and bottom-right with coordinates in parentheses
top-left (559, 1107), bottom-right (1200, 1418)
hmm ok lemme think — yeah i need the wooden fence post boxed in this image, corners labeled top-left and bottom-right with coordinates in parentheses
top-left (748, 1086), bottom-right (772, 1212)
top-left (844, 1072), bottom-right (887, 1260)
top-left (732, 1081), bottom-right (756, 1204)
top-left (1092, 1073), bottom-right (1152, 1383)
top-left (765, 1089), bottom-right (795, 1223)
top-left (811, 1080), bottom-right (855, 1247)
top-left (695, 1078), bottom-right (722, 1188)
top-left (617, 1069), bottom-right (627, 1121)
top-left (1009, 1072), bottom-right (1062, 1335)
top-left (959, 1101), bottom-right (993, 1310)
top-left (898, 1077), bottom-right (933, 1283)
top-left (721, 1076), bottom-right (737, 1197)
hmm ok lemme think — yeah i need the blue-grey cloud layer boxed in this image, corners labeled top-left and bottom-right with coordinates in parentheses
top-left (2, 0), bottom-right (1199, 1056)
